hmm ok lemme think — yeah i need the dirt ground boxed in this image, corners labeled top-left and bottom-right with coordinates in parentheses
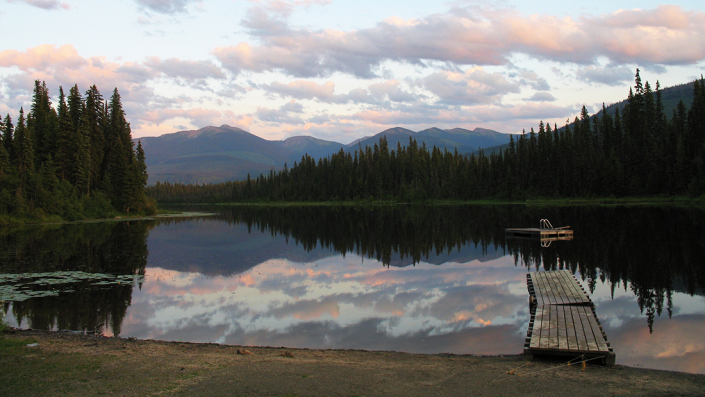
top-left (2, 329), bottom-right (704, 396)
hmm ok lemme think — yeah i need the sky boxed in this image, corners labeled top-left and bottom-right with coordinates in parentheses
top-left (1, 0), bottom-right (704, 144)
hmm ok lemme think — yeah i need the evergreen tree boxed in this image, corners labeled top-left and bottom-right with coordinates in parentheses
top-left (83, 85), bottom-right (105, 192)
top-left (3, 114), bottom-right (13, 161)
top-left (136, 140), bottom-right (148, 188)
top-left (14, 109), bottom-right (34, 176)
top-left (55, 87), bottom-right (73, 181)
top-left (106, 88), bottom-right (140, 212)
top-left (0, 134), bottom-right (9, 181)
top-left (27, 80), bottom-right (57, 165)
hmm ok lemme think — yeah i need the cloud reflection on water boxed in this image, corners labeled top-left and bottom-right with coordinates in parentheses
top-left (590, 279), bottom-right (705, 374)
top-left (121, 253), bottom-right (531, 355)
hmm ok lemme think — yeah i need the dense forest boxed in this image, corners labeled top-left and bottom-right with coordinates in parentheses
top-left (148, 70), bottom-right (705, 203)
top-left (0, 81), bottom-right (153, 223)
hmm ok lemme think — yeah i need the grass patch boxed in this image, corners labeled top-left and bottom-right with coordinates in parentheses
top-left (0, 337), bottom-right (37, 348)
top-left (0, 338), bottom-right (106, 396)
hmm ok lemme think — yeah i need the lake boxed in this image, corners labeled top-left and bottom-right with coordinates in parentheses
top-left (1, 205), bottom-right (704, 374)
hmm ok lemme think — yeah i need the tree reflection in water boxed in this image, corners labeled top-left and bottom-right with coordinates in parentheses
top-left (2, 205), bottom-right (704, 336)
top-left (1, 220), bottom-right (153, 336)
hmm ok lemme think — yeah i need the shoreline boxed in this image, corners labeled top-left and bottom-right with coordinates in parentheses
top-left (2, 329), bottom-right (704, 396)
top-left (161, 195), bottom-right (705, 208)
top-left (0, 211), bottom-right (217, 228)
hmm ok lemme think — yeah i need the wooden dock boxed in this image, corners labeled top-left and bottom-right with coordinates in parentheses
top-left (524, 270), bottom-right (615, 365)
top-left (505, 227), bottom-right (574, 241)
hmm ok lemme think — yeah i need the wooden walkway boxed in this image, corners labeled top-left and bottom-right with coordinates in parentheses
top-left (524, 270), bottom-right (615, 365)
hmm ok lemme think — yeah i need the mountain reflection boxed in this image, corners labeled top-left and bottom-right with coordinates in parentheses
top-left (2, 205), bottom-right (705, 370)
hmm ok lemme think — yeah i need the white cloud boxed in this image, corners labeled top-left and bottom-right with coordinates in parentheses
top-left (577, 65), bottom-right (634, 86)
top-left (256, 100), bottom-right (306, 125)
top-left (6, 0), bottom-right (69, 10)
top-left (524, 92), bottom-right (556, 102)
top-left (421, 67), bottom-right (520, 105)
top-left (134, 0), bottom-right (199, 14)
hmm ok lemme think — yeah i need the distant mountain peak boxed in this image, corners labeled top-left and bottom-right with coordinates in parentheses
top-left (137, 125), bottom-right (510, 185)
top-left (379, 127), bottom-right (416, 135)
top-left (175, 125), bottom-right (248, 139)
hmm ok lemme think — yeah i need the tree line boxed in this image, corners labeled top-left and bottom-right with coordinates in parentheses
top-left (0, 81), bottom-right (153, 222)
top-left (147, 70), bottom-right (705, 203)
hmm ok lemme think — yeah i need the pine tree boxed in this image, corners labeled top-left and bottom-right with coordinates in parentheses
top-left (3, 114), bottom-right (13, 161)
top-left (136, 140), bottom-right (148, 188)
top-left (83, 85), bottom-right (105, 192)
top-left (55, 87), bottom-right (73, 181)
top-left (106, 88), bottom-right (141, 212)
top-left (14, 108), bottom-right (34, 176)
top-left (27, 80), bottom-right (57, 166)
top-left (0, 135), bottom-right (9, 181)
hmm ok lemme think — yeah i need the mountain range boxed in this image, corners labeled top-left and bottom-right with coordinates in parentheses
top-left (137, 126), bottom-right (513, 185)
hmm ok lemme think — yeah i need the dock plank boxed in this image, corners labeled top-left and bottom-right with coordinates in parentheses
top-left (524, 270), bottom-right (614, 364)
top-left (529, 270), bottom-right (590, 306)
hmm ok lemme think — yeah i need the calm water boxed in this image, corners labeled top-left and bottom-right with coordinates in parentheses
top-left (1, 205), bottom-right (704, 374)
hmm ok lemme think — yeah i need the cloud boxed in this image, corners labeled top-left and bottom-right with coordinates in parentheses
top-left (144, 57), bottom-right (225, 80)
top-left (256, 100), bottom-right (306, 125)
top-left (513, 70), bottom-right (550, 91)
top-left (134, 0), bottom-right (198, 14)
top-left (262, 80), bottom-right (388, 105)
top-left (7, 0), bottom-right (69, 10)
top-left (524, 92), bottom-right (556, 102)
top-left (212, 5), bottom-right (705, 79)
top-left (265, 80), bottom-right (336, 101)
top-left (421, 67), bottom-right (520, 105)
top-left (0, 44), bottom-right (86, 72)
top-left (576, 65), bottom-right (634, 86)
top-left (0, 45), bottom-right (240, 135)
top-left (141, 107), bottom-right (224, 126)
top-left (368, 80), bottom-right (416, 103)
top-left (353, 102), bottom-right (576, 128)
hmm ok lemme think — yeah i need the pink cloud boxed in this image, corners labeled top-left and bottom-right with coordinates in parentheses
top-left (213, 5), bottom-right (705, 78)
top-left (0, 44), bottom-right (86, 71)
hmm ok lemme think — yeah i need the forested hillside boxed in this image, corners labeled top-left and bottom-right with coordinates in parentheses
top-left (148, 70), bottom-right (705, 203)
top-left (0, 81), bottom-right (153, 223)
top-left (137, 124), bottom-right (509, 185)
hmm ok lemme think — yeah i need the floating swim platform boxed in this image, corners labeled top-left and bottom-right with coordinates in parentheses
top-left (505, 227), bottom-right (574, 241)
top-left (524, 270), bottom-right (615, 365)
top-left (506, 218), bottom-right (574, 242)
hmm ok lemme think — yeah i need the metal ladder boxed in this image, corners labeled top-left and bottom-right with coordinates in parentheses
top-left (539, 219), bottom-right (553, 230)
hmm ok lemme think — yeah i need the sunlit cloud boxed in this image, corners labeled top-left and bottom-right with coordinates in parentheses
top-left (1, 4), bottom-right (703, 140)
top-left (213, 5), bottom-right (705, 79)
top-left (5, 0), bottom-right (69, 10)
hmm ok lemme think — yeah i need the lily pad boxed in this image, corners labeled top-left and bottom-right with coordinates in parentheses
top-left (0, 271), bottom-right (145, 302)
